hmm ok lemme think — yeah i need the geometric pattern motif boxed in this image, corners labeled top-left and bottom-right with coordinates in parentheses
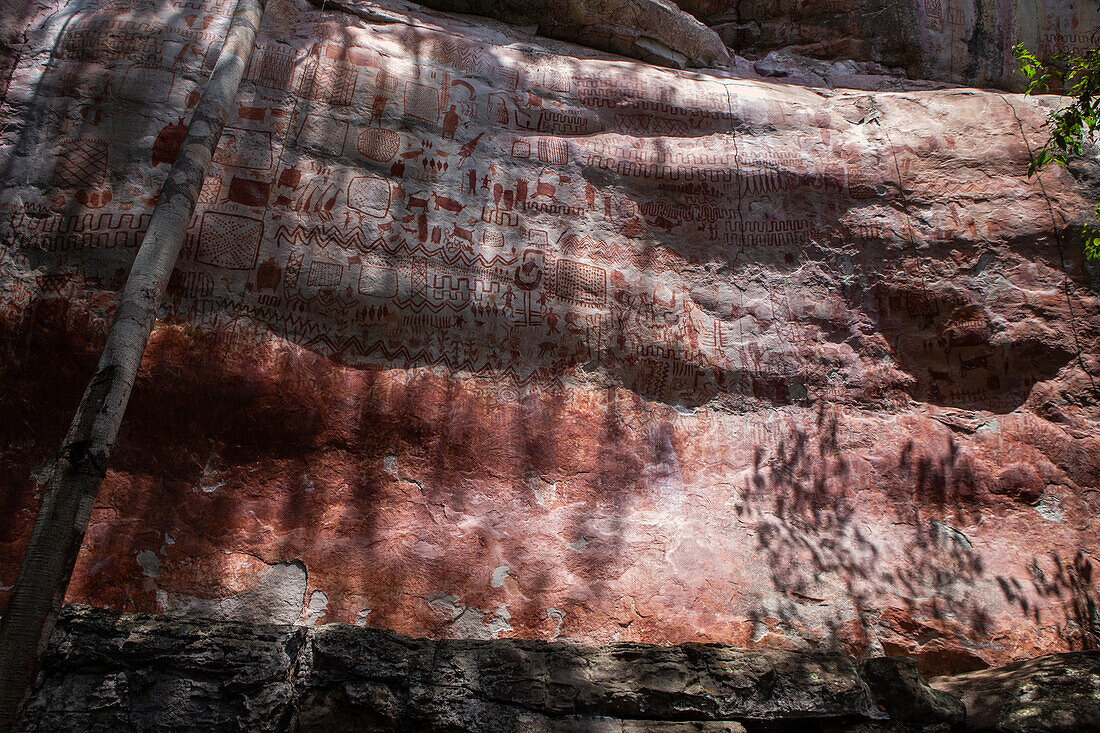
top-left (54, 139), bottom-right (108, 188)
top-left (375, 69), bottom-right (399, 93)
top-left (196, 212), bottom-right (264, 270)
top-left (197, 176), bottom-right (222, 206)
top-left (403, 81), bottom-right (440, 122)
top-left (553, 258), bottom-right (606, 307)
top-left (248, 45), bottom-right (298, 89)
top-left (307, 260), bottom-right (344, 287)
top-left (538, 137), bottom-right (568, 165)
top-left (309, 60), bottom-right (357, 106)
top-left (347, 175), bottom-right (391, 218)
top-left (356, 128), bottom-right (401, 162)
top-left (538, 68), bottom-right (570, 92)
top-left (283, 251), bottom-right (304, 289)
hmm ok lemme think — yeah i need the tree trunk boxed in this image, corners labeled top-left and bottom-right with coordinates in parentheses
top-left (0, 0), bottom-right (264, 727)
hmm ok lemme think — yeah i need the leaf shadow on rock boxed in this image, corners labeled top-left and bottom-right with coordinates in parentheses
top-left (733, 403), bottom-right (1003, 676)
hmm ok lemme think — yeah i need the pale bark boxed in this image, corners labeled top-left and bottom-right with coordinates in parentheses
top-left (0, 0), bottom-right (264, 727)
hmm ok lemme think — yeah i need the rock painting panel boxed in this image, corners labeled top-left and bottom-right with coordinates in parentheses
top-left (0, 0), bottom-right (1098, 674)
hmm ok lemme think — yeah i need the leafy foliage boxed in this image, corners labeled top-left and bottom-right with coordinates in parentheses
top-left (1014, 43), bottom-right (1100, 259)
top-left (1014, 44), bottom-right (1100, 173)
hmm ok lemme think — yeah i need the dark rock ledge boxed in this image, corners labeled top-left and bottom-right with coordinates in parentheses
top-left (18, 606), bottom-right (1100, 732)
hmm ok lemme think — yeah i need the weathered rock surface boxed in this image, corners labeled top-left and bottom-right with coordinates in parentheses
top-left (676, 0), bottom-right (1100, 92)
top-left (22, 606), bottom-right (1100, 732)
top-left (23, 607), bottom-right (305, 732)
top-left (299, 622), bottom-right (885, 729)
top-left (862, 656), bottom-right (966, 730)
top-left (2, 0), bottom-right (1100, 682)
top-left (380, 0), bottom-right (732, 69)
top-left (24, 606), bottom-right (884, 731)
top-left (930, 652), bottom-right (1100, 733)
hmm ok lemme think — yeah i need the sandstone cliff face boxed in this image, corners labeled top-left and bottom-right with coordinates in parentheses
top-left (1, 0), bottom-right (1100, 677)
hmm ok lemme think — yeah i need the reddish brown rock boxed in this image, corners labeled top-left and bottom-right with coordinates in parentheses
top-left (993, 463), bottom-right (1046, 504)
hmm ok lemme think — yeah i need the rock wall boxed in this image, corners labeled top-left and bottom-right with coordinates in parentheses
top-left (2, 0), bottom-right (1100, 677)
top-left (682, 0), bottom-right (1100, 91)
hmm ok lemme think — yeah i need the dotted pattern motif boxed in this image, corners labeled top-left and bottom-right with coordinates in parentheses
top-left (347, 175), bottom-right (391, 218)
top-left (296, 115), bottom-right (347, 157)
top-left (553, 259), bottom-right (606, 307)
top-left (404, 81), bottom-right (440, 122)
top-left (358, 264), bottom-right (398, 297)
top-left (307, 260), bottom-right (344, 287)
top-left (196, 212), bottom-right (264, 270)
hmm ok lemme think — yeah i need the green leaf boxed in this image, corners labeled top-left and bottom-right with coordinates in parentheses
top-left (1084, 227), bottom-right (1100, 261)
top-left (1016, 42), bottom-right (1100, 263)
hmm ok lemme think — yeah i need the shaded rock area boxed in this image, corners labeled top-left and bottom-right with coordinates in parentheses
top-left (931, 653), bottom-right (1100, 733)
top-left (861, 656), bottom-right (966, 730)
top-left (379, 0), bottom-right (732, 69)
top-left (19, 607), bottom-right (1100, 731)
top-left (675, 0), bottom-right (1100, 92)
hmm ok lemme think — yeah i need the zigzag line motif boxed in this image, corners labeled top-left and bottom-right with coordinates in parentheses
top-left (377, 237), bottom-right (520, 269)
top-left (375, 236), bottom-right (450, 260)
top-left (414, 29), bottom-right (490, 76)
top-left (248, 307), bottom-right (330, 338)
top-left (200, 303), bottom-right (565, 387)
top-left (274, 224), bottom-right (368, 251)
top-left (285, 290), bottom-right (360, 311)
top-left (907, 181), bottom-right (1022, 201)
top-left (463, 250), bottom-right (520, 267)
top-left (303, 333), bottom-right (368, 357)
top-left (204, 298), bottom-right (333, 338)
top-left (350, 340), bottom-right (548, 386)
top-left (389, 296), bottom-right (465, 314)
top-left (401, 256), bottom-right (512, 282)
top-left (593, 248), bottom-right (671, 273)
top-left (432, 248), bottom-right (519, 268)
top-left (206, 299), bottom-right (330, 337)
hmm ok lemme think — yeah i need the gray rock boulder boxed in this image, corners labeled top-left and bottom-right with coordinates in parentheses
top-left (21, 607), bottom-right (307, 732)
top-left (21, 607), bottom-right (1100, 732)
top-left (318, 0), bottom-right (731, 68)
top-left (862, 656), bottom-right (966, 731)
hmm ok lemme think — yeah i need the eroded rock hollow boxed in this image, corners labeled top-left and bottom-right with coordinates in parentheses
top-left (2, 0), bottom-right (1100, 679)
